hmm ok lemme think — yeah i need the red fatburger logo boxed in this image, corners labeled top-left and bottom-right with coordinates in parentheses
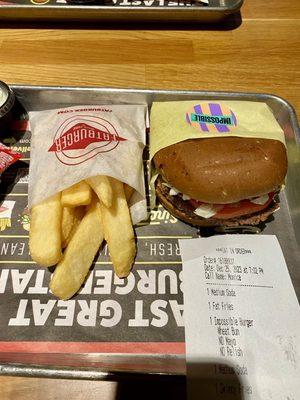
top-left (48, 115), bottom-right (126, 166)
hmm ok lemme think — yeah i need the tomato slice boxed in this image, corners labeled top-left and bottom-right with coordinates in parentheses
top-left (188, 193), bottom-right (274, 220)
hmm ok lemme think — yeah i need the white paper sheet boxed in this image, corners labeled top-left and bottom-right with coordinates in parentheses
top-left (179, 235), bottom-right (300, 400)
top-left (28, 104), bottom-right (148, 224)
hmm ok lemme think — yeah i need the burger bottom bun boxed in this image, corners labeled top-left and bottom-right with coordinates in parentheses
top-left (155, 176), bottom-right (279, 227)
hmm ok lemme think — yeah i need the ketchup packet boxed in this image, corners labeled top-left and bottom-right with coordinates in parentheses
top-left (28, 105), bottom-right (148, 224)
top-left (0, 143), bottom-right (22, 174)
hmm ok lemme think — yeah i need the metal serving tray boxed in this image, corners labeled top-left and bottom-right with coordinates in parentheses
top-left (0, 85), bottom-right (299, 381)
top-left (0, 0), bottom-right (243, 23)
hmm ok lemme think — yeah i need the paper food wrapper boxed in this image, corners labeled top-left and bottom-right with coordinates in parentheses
top-left (28, 105), bottom-right (148, 225)
top-left (150, 100), bottom-right (286, 159)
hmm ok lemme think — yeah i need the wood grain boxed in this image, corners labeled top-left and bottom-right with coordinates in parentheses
top-left (243, 0), bottom-right (300, 19)
top-left (0, 375), bottom-right (186, 400)
top-left (0, 0), bottom-right (299, 398)
top-left (0, 377), bottom-right (118, 400)
top-left (1, 39), bottom-right (195, 64)
top-left (1, 20), bottom-right (299, 118)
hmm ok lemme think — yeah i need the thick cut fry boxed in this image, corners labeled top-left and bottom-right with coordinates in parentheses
top-left (61, 181), bottom-right (91, 207)
top-left (0, 218), bottom-right (11, 231)
top-left (29, 193), bottom-right (62, 267)
top-left (50, 197), bottom-right (103, 300)
top-left (86, 175), bottom-right (113, 208)
top-left (100, 177), bottom-right (136, 278)
top-left (124, 183), bottom-right (134, 203)
top-left (61, 206), bottom-right (85, 248)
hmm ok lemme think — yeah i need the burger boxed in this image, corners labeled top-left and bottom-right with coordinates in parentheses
top-left (153, 137), bottom-right (287, 227)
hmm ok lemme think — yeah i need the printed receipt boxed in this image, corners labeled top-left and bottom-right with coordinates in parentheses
top-left (179, 235), bottom-right (300, 400)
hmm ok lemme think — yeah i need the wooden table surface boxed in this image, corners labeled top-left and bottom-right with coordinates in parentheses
top-left (0, 0), bottom-right (299, 398)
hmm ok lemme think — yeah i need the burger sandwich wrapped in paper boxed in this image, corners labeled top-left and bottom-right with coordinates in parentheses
top-left (28, 104), bottom-right (147, 300)
top-left (150, 100), bottom-right (287, 227)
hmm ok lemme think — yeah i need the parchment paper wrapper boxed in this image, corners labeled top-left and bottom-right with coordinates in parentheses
top-left (150, 100), bottom-right (286, 159)
top-left (149, 100), bottom-right (286, 207)
top-left (28, 105), bottom-right (148, 225)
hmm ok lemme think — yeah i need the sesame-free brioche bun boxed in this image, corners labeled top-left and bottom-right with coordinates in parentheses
top-left (153, 137), bottom-right (287, 204)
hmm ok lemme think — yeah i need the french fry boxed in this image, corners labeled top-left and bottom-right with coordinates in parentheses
top-left (50, 196), bottom-right (103, 300)
top-left (61, 206), bottom-right (85, 248)
top-left (29, 193), bottom-right (62, 267)
top-left (124, 183), bottom-right (134, 203)
top-left (0, 218), bottom-right (11, 231)
top-left (100, 177), bottom-right (136, 278)
top-left (86, 175), bottom-right (113, 208)
top-left (61, 181), bottom-right (92, 207)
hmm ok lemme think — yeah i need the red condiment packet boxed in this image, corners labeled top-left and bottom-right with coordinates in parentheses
top-left (0, 143), bottom-right (22, 174)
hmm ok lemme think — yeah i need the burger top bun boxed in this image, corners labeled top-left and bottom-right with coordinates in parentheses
top-left (153, 137), bottom-right (287, 204)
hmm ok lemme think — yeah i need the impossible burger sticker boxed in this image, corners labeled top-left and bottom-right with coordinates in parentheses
top-left (185, 102), bottom-right (238, 133)
top-left (150, 100), bottom-right (286, 159)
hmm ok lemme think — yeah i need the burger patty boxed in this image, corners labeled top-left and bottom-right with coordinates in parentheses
top-left (156, 176), bottom-right (280, 227)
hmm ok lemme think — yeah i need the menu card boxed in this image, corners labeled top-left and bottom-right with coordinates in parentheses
top-left (179, 235), bottom-right (300, 400)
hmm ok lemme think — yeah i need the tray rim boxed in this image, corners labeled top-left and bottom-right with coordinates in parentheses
top-left (0, 362), bottom-right (186, 380)
top-left (0, 0), bottom-right (244, 16)
top-left (1, 83), bottom-right (299, 381)
top-left (11, 84), bottom-right (300, 138)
